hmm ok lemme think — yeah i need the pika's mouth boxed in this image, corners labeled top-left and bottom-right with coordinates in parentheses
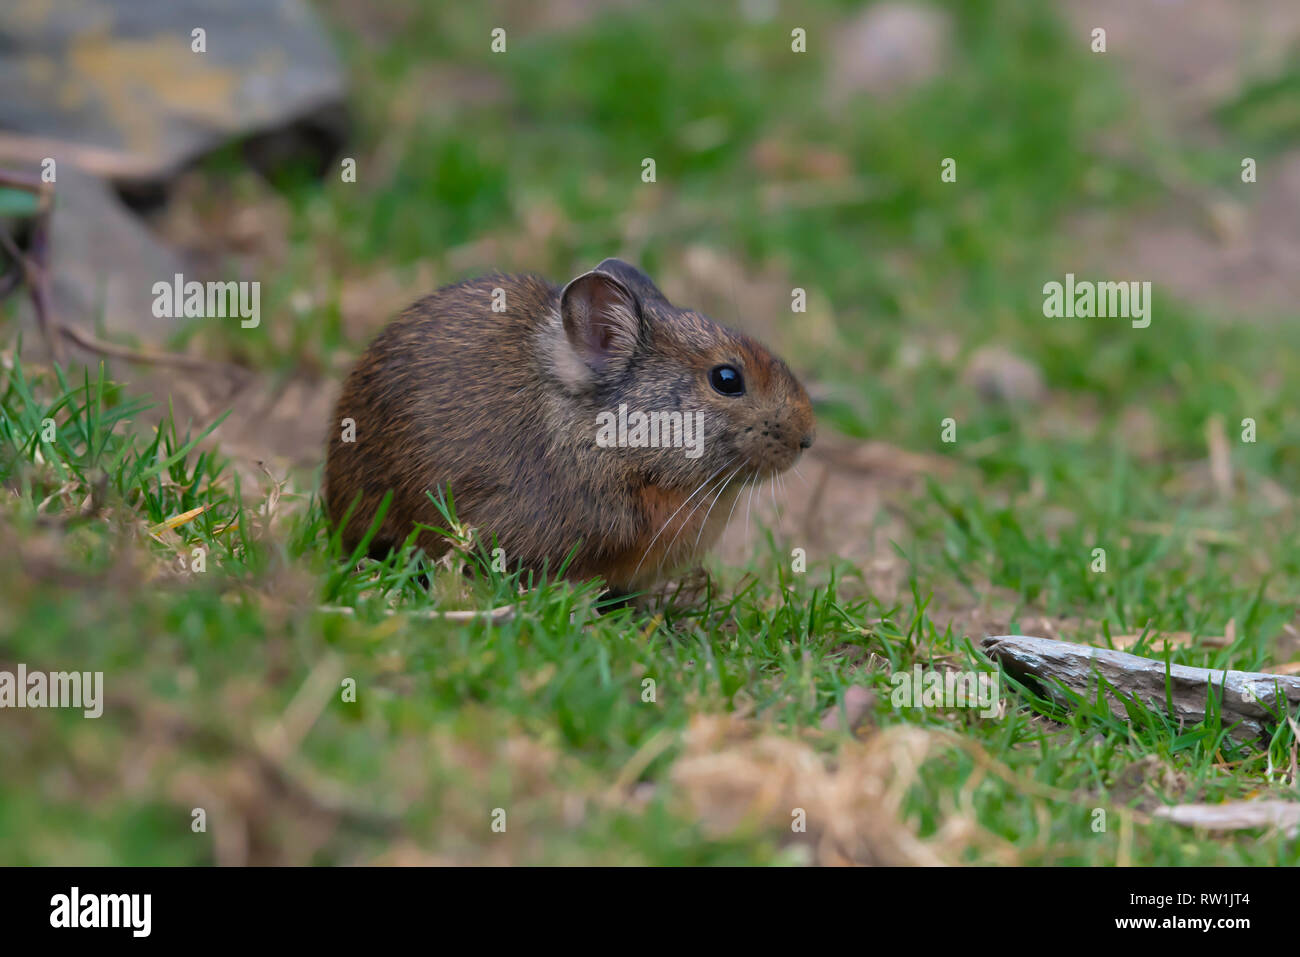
top-left (741, 449), bottom-right (803, 481)
top-left (740, 420), bottom-right (813, 477)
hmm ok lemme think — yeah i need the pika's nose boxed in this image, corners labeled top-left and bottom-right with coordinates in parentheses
top-left (799, 432), bottom-right (815, 450)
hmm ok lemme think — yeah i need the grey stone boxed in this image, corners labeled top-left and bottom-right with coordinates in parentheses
top-left (0, 0), bottom-right (346, 181)
top-left (829, 3), bottom-right (952, 100)
top-left (962, 345), bottom-right (1047, 403)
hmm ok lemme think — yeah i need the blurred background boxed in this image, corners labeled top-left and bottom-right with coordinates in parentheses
top-left (0, 0), bottom-right (1297, 864)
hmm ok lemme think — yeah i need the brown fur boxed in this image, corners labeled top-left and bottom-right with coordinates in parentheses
top-left (324, 261), bottom-right (814, 591)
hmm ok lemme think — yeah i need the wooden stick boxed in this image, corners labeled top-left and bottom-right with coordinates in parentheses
top-left (315, 604), bottom-right (517, 624)
top-left (981, 634), bottom-right (1300, 742)
top-left (2, 169), bottom-right (250, 389)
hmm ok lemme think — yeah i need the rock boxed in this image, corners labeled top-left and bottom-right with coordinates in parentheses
top-left (962, 346), bottom-right (1047, 403)
top-left (0, 0), bottom-right (347, 350)
top-left (0, 0), bottom-right (347, 183)
top-left (46, 167), bottom-right (190, 342)
top-left (820, 685), bottom-right (876, 733)
top-left (829, 3), bottom-right (952, 101)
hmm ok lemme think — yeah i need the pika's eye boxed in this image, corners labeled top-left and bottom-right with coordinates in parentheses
top-left (708, 364), bottom-right (745, 397)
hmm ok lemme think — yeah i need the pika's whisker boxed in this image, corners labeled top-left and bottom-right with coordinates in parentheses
top-left (659, 459), bottom-right (739, 574)
top-left (721, 468), bottom-right (750, 547)
top-left (632, 459), bottom-right (732, 581)
top-left (744, 470), bottom-right (759, 548)
top-left (694, 462), bottom-right (746, 550)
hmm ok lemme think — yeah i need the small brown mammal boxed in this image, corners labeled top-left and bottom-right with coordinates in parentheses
top-left (325, 259), bottom-right (814, 592)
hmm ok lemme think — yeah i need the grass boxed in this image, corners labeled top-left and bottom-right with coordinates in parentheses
top-left (1, 0), bottom-right (1297, 864)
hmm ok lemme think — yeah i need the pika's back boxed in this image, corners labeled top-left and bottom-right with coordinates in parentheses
top-left (352, 273), bottom-right (556, 398)
top-left (324, 273), bottom-right (560, 556)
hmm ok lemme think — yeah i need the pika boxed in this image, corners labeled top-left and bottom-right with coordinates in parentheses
top-left (325, 259), bottom-right (814, 592)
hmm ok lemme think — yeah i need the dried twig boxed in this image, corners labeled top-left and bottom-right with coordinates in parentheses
top-left (315, 603), bottom-right (517, 624)
top-left (0, 172), bottom-right (62, 363)
top-left (1153, 800), bottom-right (1300, 837)
top-left (60, 322), bottom-right (253, 387)
top-left (982, 634), bottom-right (1300, 743)
top-left (0, 168), bottom-right (250, 391)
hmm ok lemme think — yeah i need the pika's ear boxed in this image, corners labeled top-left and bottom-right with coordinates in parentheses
top-left (559, 268), bottom-right (642, 376)
top-left (593, 258), bottom-right (668, 304)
